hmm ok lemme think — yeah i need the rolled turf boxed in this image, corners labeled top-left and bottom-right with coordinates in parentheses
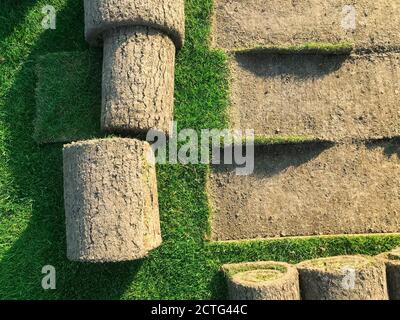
top-left (222, 261), bottom-right (300, 300)
top-left (63, 138), bottom-right (161, 263)
top-left (297, 255), bottom-right (388, 300)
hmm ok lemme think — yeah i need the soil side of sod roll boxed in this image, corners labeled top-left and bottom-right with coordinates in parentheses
top-left (63, 138), bottom-right (161, 263)
top-left (84, 0), bottom-right (185, 48)
top-left (84, 0), bottom-right (183, 136)
top-left (297, 255), bottom-right (388, 300)
top-left (222, 261), bottom-right (300, 300)
top-left (101, 26), bottom-right (176, 136)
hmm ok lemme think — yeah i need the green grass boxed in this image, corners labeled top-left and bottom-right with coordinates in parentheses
top-left (0, 0), bottom-right (400, 300)
top-left (215, 133), bottom-right (317, 146)
top-left (233, 41), bottom-right (354, 55)
top-left (34, 50), bottom-right (102, 144)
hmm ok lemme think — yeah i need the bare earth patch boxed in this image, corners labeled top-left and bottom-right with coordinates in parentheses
top-left (212, 0), bottom-right (400, 51)
top-left (209, 141), bottom-right (400, 241)
top-left (229, 52), bottom-right (400, 141)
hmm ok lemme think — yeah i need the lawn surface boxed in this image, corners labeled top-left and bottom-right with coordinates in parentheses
top-left (1, 0), bottom-right (400, 299)
top-left (34, 50), bottom-right (102, 144)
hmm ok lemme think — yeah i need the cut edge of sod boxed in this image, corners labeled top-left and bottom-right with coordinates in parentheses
top-left (206, 232), bottom-right (400, 246)
top-left (231, 41), bottom-right (354, 55)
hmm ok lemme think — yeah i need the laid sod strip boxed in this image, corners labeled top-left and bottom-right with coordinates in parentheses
top-left (1, 0), bottom-right (400, 300)
top-left (34, 50), bottom-right (102, 144)
top-left (212, 0), bottom-right (400, 51)
top-left (209, 141), bottom-right (400, 241)
top-left (232, 42), bottom-right (353, 55)
top-left (377, 247), bottom-right (400, 300)
top-left (222, 261), bottom-right (300, 300)
top-left (63, 138), bottom-right (161, 263)
top-left (229, 52), bottom-right (400, 141)
top-left (297, 255), bottom-right (388, 300)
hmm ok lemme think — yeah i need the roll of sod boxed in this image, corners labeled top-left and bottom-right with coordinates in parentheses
top-left (297, 255), bottom-right (388, 300)
top-left (84, 0), bottom-right (185, 49)
top-left (222, 261), bottom-right (300, 300)
top-left (102, 26), bottom-right (175, 135)
top-left (63, 138), bottom-right (161, 263)
top-left (376, 248), bottom-right (400, 300)
top-left (84, 0), bottom-right (184, 136)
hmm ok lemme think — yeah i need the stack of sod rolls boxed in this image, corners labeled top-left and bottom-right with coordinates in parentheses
top-left (297, 255), bottom-right (388, 300)
top-left (63, 0), bottom-right (186, 263)
top-left (222, 261), bottom-right (300, 300)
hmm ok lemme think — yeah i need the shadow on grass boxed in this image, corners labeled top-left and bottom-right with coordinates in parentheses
top-left (0, 0), bottom-right (141, 300)
top-left (0, 0), bottom-right (37, 41)
top-left (235, 52), bottom-right (348, 79)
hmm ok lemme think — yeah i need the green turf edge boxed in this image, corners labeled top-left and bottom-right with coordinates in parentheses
top-left (206, 234), bottom-right (400, 264)
top-left (218, 134), bottom-right (324, 146)
top-left (232, 41), bottom-right (354, 55)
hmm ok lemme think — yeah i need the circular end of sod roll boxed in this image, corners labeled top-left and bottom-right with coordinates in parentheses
top-left (297, 255), bottom-right (388, 300)
top-left (101, 26), bottom-right (176, 136)
top-left (63, 138), bottom-right (161, 263)
top-left (376, 248), bottom-right (400, 300)
top-left (84, 0), bottom-right (185, 49)
top-left (222, 261), bottom-right (300, 300)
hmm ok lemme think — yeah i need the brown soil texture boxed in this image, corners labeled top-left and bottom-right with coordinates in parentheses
top-left (212, 0), bottom-right (400, 51)
top-left (102, 26), bottom-right (176, 136)
top-left (297, 255), bottom-right (388, 300)
top-left (229, 52), bottom-right (400, 141)
top-left (63, 138), bottom-right (161, 262)
top-left (209, 141), bottom-right (400, 241)
top-left (84, 0), bottom-right (185, 48)
top-left (223, 261), bottom-right (300, 300)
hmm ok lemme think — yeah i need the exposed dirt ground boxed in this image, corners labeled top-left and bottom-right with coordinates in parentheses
top-left (209, 141), bottom-right (400, 240)
top-left (212, 0), bottom-right (400, 51)
top-left (229, 52), bottom-right (400, 141)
